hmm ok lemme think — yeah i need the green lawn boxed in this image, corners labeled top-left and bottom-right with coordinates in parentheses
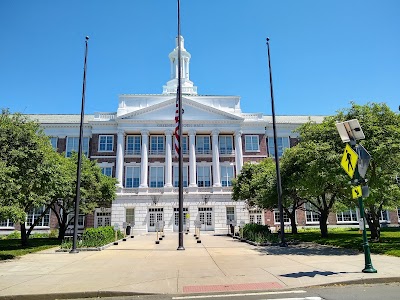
top-left (0, 238), bottom-right (61, 260)
top-left (286, 227), bottom-right (400, 257)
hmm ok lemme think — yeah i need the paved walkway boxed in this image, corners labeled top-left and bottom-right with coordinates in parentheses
top-left (0, 233), bottom-right (399, 298)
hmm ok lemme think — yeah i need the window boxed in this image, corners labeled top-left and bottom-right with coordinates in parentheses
top-left (268, 137), bottom-right (290, 158)
top-left (173, 165), bottom-right (188, 187)
top-left (197, 166), bottom-right (211, 187)
top-left (150, 136), bottom-right (165, 155)
top-left (274, 210), bottom-right (290, 224)
top-left (226, 207), bottom-right (235, 224)
top-left (67, 213), bottom-right (85, 227)
top-left (219, 136), bottom-right (233, 155)
top-left (397, 208), bottom-right (400, 223)
top-left (126, 208), bottom-right (135, 226)
top-left (125, 166), bottom-right (140, 188)
top-left (220, 165), bottom-right (234, 187)
top-left (305, 203), bottom-right (320, 224)
top-left (0, 219), bottom-right (14, 228)
top-left (249, 209), bottom-right (263, 225)
top-left (98, 135), bottom-right (114, 152)
top-left (49, 137), bottom-right (58, 150)
top-left (126, 135), bottom-right (141, 155)
top-left (336, 209), bottom-right (358, 223)
top-left (181, 136), bottom-right (188, 154)
top-left (196, 136), bottom-right (211, 154)
top-left (101, 167), bottom-right (112, 177)
top-left (379, 210), bottom-right (390, 223)
top-left (66, 137), bottom-right (89, 157)
top-left (150, 166), bottom-right (164, 187)
top-left (245, 135), bottom-right (259, 152)
top-left (26, 206), bottom-right (50, 227)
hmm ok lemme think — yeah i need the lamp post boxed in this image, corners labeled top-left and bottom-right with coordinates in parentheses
top-left (266, 38), bottom-right (287, 247)
top-left (70, 36), bottom-right (89, 254)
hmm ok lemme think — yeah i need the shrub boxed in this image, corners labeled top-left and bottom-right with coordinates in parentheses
top-left (31, 232), bottom-right (49, 238)
top-left (49, 229), bottom-right (59, 238)
top-left (242, 223), bottom-right (276, 243)
top-left (5, 231), bottom-right (21, 240)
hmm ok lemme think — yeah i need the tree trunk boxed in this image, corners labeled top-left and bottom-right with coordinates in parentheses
top-left (319, 211), bottom-right (329, 238)
top-left (289, 212), bottom-right (298, 234)
top-left (20, 223), bottom-right (28, 247)
top-left (58, 223), bottom-right (66, 240)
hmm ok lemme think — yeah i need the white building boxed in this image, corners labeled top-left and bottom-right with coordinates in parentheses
top-left (31, 36), bottom-right (325, 235)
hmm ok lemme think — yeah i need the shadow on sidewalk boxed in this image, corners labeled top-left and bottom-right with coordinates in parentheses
top-left (253, 242), bottom-right (360, 256)
top-left (280, 270), bottom-right (356, 278)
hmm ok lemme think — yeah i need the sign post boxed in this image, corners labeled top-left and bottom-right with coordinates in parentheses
top-left (336, 119), bottom-right (377, 273)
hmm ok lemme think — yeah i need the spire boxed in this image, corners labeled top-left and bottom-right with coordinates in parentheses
top-left (163, 36), bottom-right (197, 95)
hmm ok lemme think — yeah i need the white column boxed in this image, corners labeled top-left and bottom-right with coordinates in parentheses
top-left (235, 130), bottom-right (243, 174)
top-left (188, 129), bottom-right (197, 187)
top-left (139, 130), bottom-right (149, 188)
top-left (164, 130), bottom-right (173, 188)
top-left (115, 130), bottom-right (125, 188)
top-left (212, 129), bottom-right (221, 187)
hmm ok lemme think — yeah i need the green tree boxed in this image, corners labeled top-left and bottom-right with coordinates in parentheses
top-left (49, 153), bottom-right (117, 240)
top-left (0, 110), bottom-right (62, 246)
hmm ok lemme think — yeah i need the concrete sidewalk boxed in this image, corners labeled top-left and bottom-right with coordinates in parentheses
top-left (0, 233), bottom-right (399, 299)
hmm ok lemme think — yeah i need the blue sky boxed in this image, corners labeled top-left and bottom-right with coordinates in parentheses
top-left (0, 0), bottom-right (399, 116)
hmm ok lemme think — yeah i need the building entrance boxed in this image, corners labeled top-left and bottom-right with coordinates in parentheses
top-left (198, 207), bottom-right (213, 231)
top-left (148, 208), bottom-right (163, 232)
top-left (173, 207), bottom-right (188, 232)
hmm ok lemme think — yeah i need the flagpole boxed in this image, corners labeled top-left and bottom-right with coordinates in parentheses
top-left (70, 36), bottom-right (89, 254)
top-left (266, 38), bottom-right (287, 247)
top-left (177, 0), bottom-right (185, 250)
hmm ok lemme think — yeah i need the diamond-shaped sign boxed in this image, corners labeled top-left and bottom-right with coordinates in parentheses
top-left (341, 144), bottom-right (358, 178)
top-left (356, 145), bottom-right (371, 179)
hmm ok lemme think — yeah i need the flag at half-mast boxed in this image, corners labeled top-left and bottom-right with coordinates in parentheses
top-left (174, 88), bottom-right (180, 158)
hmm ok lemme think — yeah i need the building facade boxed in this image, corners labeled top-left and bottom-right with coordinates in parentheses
top-left (1, 36), bottom-right (399, 235)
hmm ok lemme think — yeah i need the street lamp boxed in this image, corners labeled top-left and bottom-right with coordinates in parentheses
top-left (266, 38), bottom-right (287, 247)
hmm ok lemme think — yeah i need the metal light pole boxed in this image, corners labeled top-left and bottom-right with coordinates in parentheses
top-left (176, 0), bottom-right (185, 251)
top-left (266, 38), bottom-right (287, 247)
top-left (70, 36), bottom-right (89, 254)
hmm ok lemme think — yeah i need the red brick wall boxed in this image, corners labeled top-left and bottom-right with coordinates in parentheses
top-left (90, 134), bottom-right (117, 157)
top-left (242, 134), bottom-right (267, 156)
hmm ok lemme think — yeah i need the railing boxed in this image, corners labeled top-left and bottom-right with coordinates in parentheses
top-left (94, 112), bottom-right (116, 120)
top-left (119, 186), bottom-right (232, 194)
top-left (125, 149), bottom-right (141, 155)
top-left (149, 150), bottom-right (165, 155)
top-left (148, 188), bottom-right (164, 194)
top-left (121, 188), bottom-right (139, 194)
top-left (219, 149), bottom-right (235, 155)
top-left (196, 149), bottom-right (212, 155)
top-left (163, 86), bottom-right (198, 94)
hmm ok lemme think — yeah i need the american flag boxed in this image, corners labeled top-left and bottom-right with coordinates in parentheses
top-left (174, 89), bottom-right (180, 158)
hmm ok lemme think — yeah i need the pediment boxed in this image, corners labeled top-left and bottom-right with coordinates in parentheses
top-left (117, 97), bottom-right (244, 122)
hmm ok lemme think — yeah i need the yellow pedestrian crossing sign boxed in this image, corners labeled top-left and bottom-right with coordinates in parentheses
top-left (341, 144), bottom-right (358, 178)
top-left (352, 185), bottom-right (362, 199)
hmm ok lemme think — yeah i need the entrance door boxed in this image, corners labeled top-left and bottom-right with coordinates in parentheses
top-left (198, 207), bottom-right (213, 231)
top-left (95, 209), bottom-right (111, 228)
top-left (148, 208), bottom-right (164, 232)
top-left (173, 207), bottom-right (188, 232)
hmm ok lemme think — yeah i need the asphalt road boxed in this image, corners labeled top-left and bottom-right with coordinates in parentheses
top-left (68, 282), bottom-right (400, 300)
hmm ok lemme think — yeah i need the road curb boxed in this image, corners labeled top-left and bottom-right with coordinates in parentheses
top-left (0, 290), bottom-right (154, 300)
top-left (308, 276), bottom-right (400, 288)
